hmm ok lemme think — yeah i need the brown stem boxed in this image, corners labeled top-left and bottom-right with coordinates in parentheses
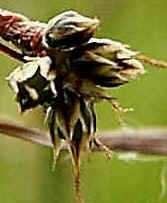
top-left (0, 120), bottom-right (52, 147)
top-left (0, 41), bottom-right (25, 62)
top-left (136, 54), bottom-right (167, 69)
top-left (69, 144), bottom-right (83, 203)
top-left (1, 120), bottom-right (167, 156)
top-left (2, 120), bottom-right (167, 203)
top-left (73, 161), bottom-right (83, 203)
top-left (97, 130), bottom-right (167, 155)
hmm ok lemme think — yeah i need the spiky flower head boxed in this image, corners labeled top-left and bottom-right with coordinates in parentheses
top-left (6, 10), bottom-right (145, 201)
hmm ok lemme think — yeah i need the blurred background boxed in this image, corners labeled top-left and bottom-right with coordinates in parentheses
top-left (0, 0), bottom-right (167, 202)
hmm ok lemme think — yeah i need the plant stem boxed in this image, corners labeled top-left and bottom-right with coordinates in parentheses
top-left (1, 120), bottom-right (167, 156)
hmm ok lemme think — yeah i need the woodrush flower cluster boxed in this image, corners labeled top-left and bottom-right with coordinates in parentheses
top-left (5, 10), bottom-right (145, 187)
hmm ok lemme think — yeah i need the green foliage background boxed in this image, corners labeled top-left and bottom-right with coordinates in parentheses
top-left (0, 0), bottom-right (167, 202)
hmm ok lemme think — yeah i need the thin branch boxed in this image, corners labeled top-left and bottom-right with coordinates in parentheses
top-left (98, 130), bottom-right (167, 155)
top-left (1, 120), bottom-right (167, 156)
top-left (0, 120), bottom-right (52, 147)
top-left (0, 41), bottom-right (25, 62)
top-left (136, 54), bottom-right (167, 69)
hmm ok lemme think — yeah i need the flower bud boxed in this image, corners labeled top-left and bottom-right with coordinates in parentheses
top-left (43, 10), bottom-right (99, 50)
